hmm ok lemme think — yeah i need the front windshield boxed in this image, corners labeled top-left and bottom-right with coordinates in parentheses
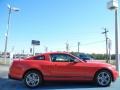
top-left (71, 54), bottom-right (85, 62)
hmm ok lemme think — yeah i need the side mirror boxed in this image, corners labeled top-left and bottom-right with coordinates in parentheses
top-left (69, 59), bottom-right (78, 63)
top-left (74, 59), bottom-right (80, 62)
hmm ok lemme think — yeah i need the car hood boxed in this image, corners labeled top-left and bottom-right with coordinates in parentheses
top-left (85, 60), bottom-right (115, 69)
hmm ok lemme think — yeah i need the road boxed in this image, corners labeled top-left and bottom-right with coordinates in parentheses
top-left (0, 65), bottom-right (120, 90)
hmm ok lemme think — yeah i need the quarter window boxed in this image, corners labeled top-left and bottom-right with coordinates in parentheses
top-left (33, 55), bottom-right (45, 60)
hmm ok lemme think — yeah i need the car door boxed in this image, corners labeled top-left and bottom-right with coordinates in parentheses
top-left (49, 53), bottom-right (88, 80)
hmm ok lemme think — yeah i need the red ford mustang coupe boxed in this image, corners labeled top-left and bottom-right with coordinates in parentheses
top-left (9, 52), bottom-right (118, 88)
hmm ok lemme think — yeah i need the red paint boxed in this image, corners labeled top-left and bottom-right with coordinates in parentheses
top-left (8, 52), bottom-right (119, 82)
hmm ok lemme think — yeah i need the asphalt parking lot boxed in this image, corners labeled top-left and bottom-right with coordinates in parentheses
top-left (0, 65), bottom-right (120, 90)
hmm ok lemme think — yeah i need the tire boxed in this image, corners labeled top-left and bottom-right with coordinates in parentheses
top-left (24, 71), bottom-right (43, 88)
top-left (95, 70), bottom-right (112, 87)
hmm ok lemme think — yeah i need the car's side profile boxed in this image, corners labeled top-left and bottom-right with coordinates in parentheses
top-left (8, 52), bottom-right (118, 88)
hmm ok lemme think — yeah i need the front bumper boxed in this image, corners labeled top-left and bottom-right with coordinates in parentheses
top-left (112, 70), bottom-right (119, 81)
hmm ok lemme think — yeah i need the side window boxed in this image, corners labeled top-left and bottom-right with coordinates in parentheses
top-left (33, 55), bottom-right (45, 60)
top-left (51, 54), bottom-right (69, 62)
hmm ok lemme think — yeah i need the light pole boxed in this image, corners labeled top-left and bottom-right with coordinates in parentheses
top-left (102, 28), bottom-right (109, 62)
top-left (108, 38), bottom-right (112, 62)
top-left (45, 46), bottom-right (48, 52)
top-left (66, 41), bottom-right (69, 52)
top-left (107, 0), bottom-right (120, 75)
top-left (78, 42), bottom-right (80, 53)
top-left (4, 4), bottom-right (20, 64)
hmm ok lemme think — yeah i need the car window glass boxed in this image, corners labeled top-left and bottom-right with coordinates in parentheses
top-left (67, 55), bottom-right (76, 62)
top-left (33, 55), bottom-right (45, 60)
top-left (51, 54), bottom-right (76, 62)
top-left (51, 54), bottom-right (70, 62)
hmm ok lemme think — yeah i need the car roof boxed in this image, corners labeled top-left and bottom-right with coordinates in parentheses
top-left (27, 52), bottom-right (71, 58)
top-left (44, 51), bottom-right (70, 55)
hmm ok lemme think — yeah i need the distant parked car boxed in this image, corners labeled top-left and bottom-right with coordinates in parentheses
top-left (78, 53), bottom-right (93, 61)
top-left (72, 53), bottom-right (93, 61)
top-left (9, 52), bottom-right (118, 88)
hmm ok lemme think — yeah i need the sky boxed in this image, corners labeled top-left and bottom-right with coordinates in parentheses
top-left (0, 0), bottom-right (120, 54)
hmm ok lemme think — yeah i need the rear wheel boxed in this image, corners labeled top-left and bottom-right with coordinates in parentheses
top-left (24, 71), bottom-right (43, 88)
top-left (95, 70), bottom-right (112, 87)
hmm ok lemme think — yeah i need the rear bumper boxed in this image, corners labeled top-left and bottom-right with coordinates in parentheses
top-left (8, 74), bottom-right (22, 80)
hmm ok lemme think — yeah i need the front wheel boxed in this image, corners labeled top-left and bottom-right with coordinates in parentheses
top-left (95, 70), bottom-right (112, 87)
top-left (24, 71), bottom-right (43, 88)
